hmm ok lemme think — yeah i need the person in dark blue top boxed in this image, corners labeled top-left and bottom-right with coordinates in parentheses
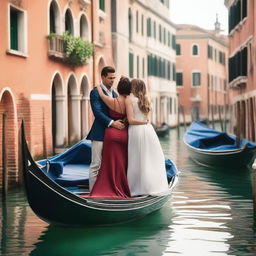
top-left (86, 66), bottom-right (125, 191)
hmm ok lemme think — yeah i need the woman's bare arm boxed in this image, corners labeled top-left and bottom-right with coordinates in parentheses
top-left (125, 97), bottom-right (148, 125)
top-left (96, 84), bottom-right (115, 110)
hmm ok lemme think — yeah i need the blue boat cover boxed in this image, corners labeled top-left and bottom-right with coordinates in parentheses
top-left (38, 139), bottom-right (177, 186)
top-left (37, 140), bottom-right (92, 186)
top-left (184, 122), bottom-right (256, 151)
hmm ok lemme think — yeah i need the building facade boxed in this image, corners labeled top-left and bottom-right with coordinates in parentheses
top-left (111, 0), bottom-right (178, 127)
top-left (225, 0), bottom-right (256, 141)
top-left (176, 24), bottom-right (229, 126)
top-left (0, 0), bottom-right (114, 187)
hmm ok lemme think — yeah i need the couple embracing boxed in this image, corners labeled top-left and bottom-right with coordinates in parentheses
top-left (86, 66), bottom-right (169, 198)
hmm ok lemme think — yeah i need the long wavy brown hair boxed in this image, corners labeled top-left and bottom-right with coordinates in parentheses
top-left (131, 79), bottom-right (151, 114)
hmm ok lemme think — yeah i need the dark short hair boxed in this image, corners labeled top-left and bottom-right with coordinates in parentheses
top-left (117, 76), bottom-right (131, 96)
top-left (101, 66), bottom-right (115, 77)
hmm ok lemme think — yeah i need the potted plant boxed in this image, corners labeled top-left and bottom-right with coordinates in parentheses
top-left (62, 32), bottom-right (94, 66)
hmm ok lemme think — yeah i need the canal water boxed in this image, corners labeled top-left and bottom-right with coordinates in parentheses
top-left (1, 127), bottom-right (256, 256)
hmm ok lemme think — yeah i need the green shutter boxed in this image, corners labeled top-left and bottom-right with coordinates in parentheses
top-left (136, 11), bottom-right (138, 33)
top-left (159, 25), bottom-right (162, 42)
top-left (176, 44), bottom-right (181, 55)
top-left (141, 15), bottom-right (144, 35)
top-left (128, 9), bottom-right (132, 42)
top-left (172, 64), bottom-right (176, 81)
top-left (163, 28), bottom-right (166, 45)
top-left (176, 72), bottom-right (183, 86)
top-left (99, 0), bottom-right (105, 11)
top-left (193, 72), bottom-right (201, 86)
top-left (129, 53), bottom-right (134, 78)
top-left (208, 45), bottom-right (213, 59)
top-left (137, 55), bottom-right (139, 77)
top-left (172, 35), bottom-right (176, 49)
top-left (154, 21), bottom-right (156, 38)
top-left (242, 0), bottom-right (247, 19)
top-left (168, 32), bottom-right (171, 47)
top-left (142, 58), bottom-right (145, 77)
top-left (167, 61), bottom-right (171, 80)
top-left (192, 45), bottom-right (198, 55)
top-left (10, 10), bottom-right (18, 50)
top-left (148, 18), bottom-right (151, 37)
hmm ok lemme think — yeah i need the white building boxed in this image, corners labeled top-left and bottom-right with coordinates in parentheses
top-left (111, 0), bottom-right (178, 127)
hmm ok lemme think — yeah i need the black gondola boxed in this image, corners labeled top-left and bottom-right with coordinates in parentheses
top-left (154, 123), bottom-right (170, 137)
top-left (21, 122), bottom-right (179, 226)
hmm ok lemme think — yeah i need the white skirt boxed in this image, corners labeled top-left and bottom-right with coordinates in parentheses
top-left (127, 123), bottom-right (170, 197)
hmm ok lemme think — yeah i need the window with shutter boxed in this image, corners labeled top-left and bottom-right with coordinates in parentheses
top-left (176, 72), bottom-right (183, 86)
top-left (10, 9), bottom-right (18, 50)
top-left (99, 0), bottom-right (105, 11)
top-left (192, 45), bottom-right (198, 55)
top-left (192, 72), bottom-right (201, 86)
top-left (129, 53), bottom-right (134, 78)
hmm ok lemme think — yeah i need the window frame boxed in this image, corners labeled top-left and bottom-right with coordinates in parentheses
top-left (7, 4), bottom-right (28, 57)
top-left (99, 0), bottom-right (105, 12)
top-left (191, 44), bottom-right (199, 56)
top-left (176, 44), bottom-right (181, 56)
top-left (192, 71), bottom-right (201, 87)
top-left (176, 71), bottom-right (183, 86)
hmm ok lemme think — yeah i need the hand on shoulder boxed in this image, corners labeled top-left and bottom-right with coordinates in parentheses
top-left (95, 84), bottom-right (101, 91)
top-left (95, 84), bottom-right (103, 96)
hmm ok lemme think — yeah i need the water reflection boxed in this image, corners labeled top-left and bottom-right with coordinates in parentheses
top-left (160, 127), bottom-right (256, 255)
top-left (29, 205), bottom-right (174, 256)
top-left (1, 127), bottom-right (256, 256)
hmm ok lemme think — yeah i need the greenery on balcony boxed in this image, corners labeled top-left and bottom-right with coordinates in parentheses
top-left (47, 32), bottom-right (94, 66)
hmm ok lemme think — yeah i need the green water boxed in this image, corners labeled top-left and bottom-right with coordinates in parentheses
top-left (1, 127), bottom-right (256, 256)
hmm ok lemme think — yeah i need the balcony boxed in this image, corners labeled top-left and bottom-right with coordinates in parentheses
top-left (229, 76), bottom-right (247, 89)
top-left (48, 35), bottom-right (65, 60)
top-left (47, 33), bottom-right (93, 66)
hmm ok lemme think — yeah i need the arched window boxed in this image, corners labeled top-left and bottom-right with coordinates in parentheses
top-left (49, 1), bottom-right (60, 34)
top-left (50, 4), bottom-right (55, 33)
top-left (67, 75), bottom-right (79, 145)
top-left (51, 74), bottom-right (65, 150)
top-left (79, 14), bottom-right (89, 40)
top-left (65, 9), bottom-right (74, 35)
top-left (80, 76), bottom-right (90, 138)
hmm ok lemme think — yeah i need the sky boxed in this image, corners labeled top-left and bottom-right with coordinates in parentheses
top-left (170, 0), bottom-right (228, 34)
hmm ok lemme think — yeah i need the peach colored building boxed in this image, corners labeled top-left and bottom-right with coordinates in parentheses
top-left (225, 0), bottom-right (256, 141)
top-left (0, 0), bottom-right (114, 187)
top-left (176, 24), bottom-right (229, 126)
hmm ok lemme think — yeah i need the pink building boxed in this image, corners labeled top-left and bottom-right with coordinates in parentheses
top-left (176, 24), bottom-right (228, 126)
top-left (225, 0), bottom-right (256, 141)
top-left (0, 0), bottom-right (114, 187)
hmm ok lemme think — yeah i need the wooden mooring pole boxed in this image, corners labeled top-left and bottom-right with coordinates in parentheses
top-left (2, 113), bottom-right (7, 200)
top-left (252, 160), bottom-right (256, 217)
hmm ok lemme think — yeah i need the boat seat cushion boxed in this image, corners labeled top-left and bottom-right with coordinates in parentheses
top-left (48, 162), bottom-right (64, 176)
top-left (54, 164), bottom-right (89, 186)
